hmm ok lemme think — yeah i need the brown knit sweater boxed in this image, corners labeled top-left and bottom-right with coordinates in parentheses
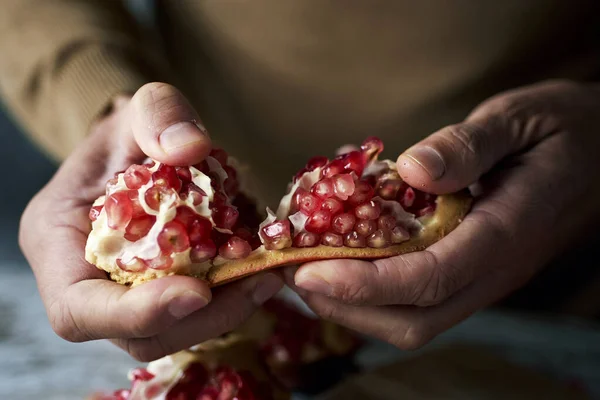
top-left (1, 0), bottom-right (599, 206)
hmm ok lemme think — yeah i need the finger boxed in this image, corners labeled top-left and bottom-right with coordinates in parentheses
top-left (53, 273), bottom-right (212, 342)
top-left (396, 91), bottom-right (553, 194)
top-left (294, 203), bottom-right (508, 307)
top-left (130, 82), bottom-right (212, 166)
top-left (299, 253), bottom-right (530, 351)
top-left (112, 273), bottom-right (283, 361)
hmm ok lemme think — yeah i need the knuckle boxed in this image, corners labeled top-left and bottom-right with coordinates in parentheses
top-left (443, 123), bottom-right (489, 164)
top-left (313, 301), bottom-right (343, 322)
top-left (48, 299), bottom-right (84, 342)
top-left (415, 269), bottom-right (456, 307)
top-left (336, 282), bottom-right (372, 304)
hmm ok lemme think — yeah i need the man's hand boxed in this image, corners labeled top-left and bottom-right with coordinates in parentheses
top-left (19, 83), bottom-right (283, 361)
top-left (289, 80), bottom-right (600, 348)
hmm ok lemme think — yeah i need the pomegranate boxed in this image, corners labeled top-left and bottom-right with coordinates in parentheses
top-left (86, 138), bottom-right (471, 288)
top-left (89, 334), bottom-right (288, 400)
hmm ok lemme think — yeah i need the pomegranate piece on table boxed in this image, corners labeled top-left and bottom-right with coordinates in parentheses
top-left (85, 138), bottom-right (471, 287)
top-left (87, 335), bottom-right (289, 400)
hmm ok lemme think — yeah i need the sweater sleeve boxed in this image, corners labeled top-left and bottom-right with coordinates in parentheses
top-left (0, 0), bottom-right (164, 161)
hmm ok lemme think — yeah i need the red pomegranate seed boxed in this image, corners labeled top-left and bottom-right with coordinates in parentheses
top-left (344, 231), bottom-right (366, 248)
top-left (105, 191), bottom-right (133, 230)
top-left (291, 187), bottom-right (307, 213)
top-left (367, 229), bottom-right (391, 248)
top-left (223, 165), bottom-right (239, 196)
top-left (209, 148), bottom-right (228, 166)
top-left (377, 179), bottom-right (406, 200)
top-left (321, 159), bottom-right (345, 179)
top-left (355, 219), bottom-right (376, 236)
top-left (123, 165), bottom-right (151, 189)
top-left (142, 253), bottom-right (173, 270)
top-left (306, 156), bottom-right (328, 171)
top-left (112, 389), bottom-right (130, 400)
top-left (127, 190), bottom-right (146, 218)
top-left (209, 170), bottom-right (222, 189)
top-left (144, 185), bottom-right (176, 211)
top-left (157, 220), bottom-right (190, 253)
top-left (331, 212), bottom-right (356, 234)
top-left (298, 191), bottom-right (322, 215)
top-left (176, 167), bottom-right (192, 183)
top-left (361, 136), bottom-right (384, 161)
top-left (198, 387), bottom-right (219, 400)
top-left (116, 257), bottom-right (145, 272)
top-left (152, 164), bottom-right (182, 191)
top-left (212, 205), bottom-right (239, 230)
top-left (89, 205), bottom-right (103, 221)
top-left (174, 206), bottom-right (197, 227)
top-left (219, 236), bottom-right (252, 259)
top-left (416, 205), bottom-right (436, 216)
top-left (377, 214), bottom-right (396, 231)
top-left (130, 368), bottom-right (155, 382)
top-left (311, 177), bottom-right (334, 199)
top-left (211, 191), bottom-right (228, 207)
top-left (189, 218), bottom-right (213, 246)
top-left (193, 160), bottom-right (209, 173)
top-left (401, 187), bottom-right (416, 208)
top-left (234, 227), bottom-right (253, 242)
top-left (293, 232), bottom-right (320, 247)
top-left (214, 367), bottom-right (244, 398)
top-left (124, 215), bottom-right (156, 241)
top-left (347, 180), bottom-right (375, 206)
top-left (180, 183), bottom-right (206, 206)
top-left (391, 226), bottom-right (410, 243)
top-left (190, 240), bottom-right (217, 263)
top-left (355, 200), bottom-right (381, 220)
top-left (339, 150), bottom-right (365, 176)
top-left (321, 232), bottom-right (343, 247)
top-left (321, 197), bottom-right (344, 215)
top-left (333, 174), bottom-right (355, 200)
top-left (261, 220), bottom-right (292, 250)
top-left (305, 209), bottom-right (332, 234)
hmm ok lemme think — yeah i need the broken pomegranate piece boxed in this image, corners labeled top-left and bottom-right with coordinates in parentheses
top-left (86, 137), bottom-right (471, 288)
top-left (85, 150), bottom-right (260, 286)
top-left (87, 335), bottom-right (289, 400)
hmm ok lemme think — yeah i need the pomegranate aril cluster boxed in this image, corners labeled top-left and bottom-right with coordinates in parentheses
top-left (90, 147), bottom-right (260, 272)
top-left (104, 363), bottom-right (264, 400)
top-left (263, 136), bottom-right (437, 251)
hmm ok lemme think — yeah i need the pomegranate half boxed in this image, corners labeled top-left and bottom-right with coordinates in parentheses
top-left (85, 138), bottom-right (471, 287)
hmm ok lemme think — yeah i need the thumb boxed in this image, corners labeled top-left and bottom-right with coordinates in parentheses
top-left (396, 114), bottom-right (513, 194)
top-left (131, 82), bottom-right (212, 166)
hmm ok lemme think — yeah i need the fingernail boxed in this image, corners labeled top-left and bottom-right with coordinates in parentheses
top-left (295, 272), bottom-right (333, 297)
top-left (402, 146), bottom-right (446, 180)
top-left (163, 289), bottom-right (210, 319)
top-left (159, 121), bottom-right (207, 153)
top-left (250, 273), bottom-right (283, 305)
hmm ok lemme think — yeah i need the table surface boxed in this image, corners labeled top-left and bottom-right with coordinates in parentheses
top-left (1, 265), bottom-right (600, 400)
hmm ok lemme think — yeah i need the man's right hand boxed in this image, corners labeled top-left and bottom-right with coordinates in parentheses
top-left (19, 82), bottom-right (283, 361)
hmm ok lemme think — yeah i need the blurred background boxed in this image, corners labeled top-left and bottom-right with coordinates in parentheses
top-left (1, 1), bottom-right (600, 399)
